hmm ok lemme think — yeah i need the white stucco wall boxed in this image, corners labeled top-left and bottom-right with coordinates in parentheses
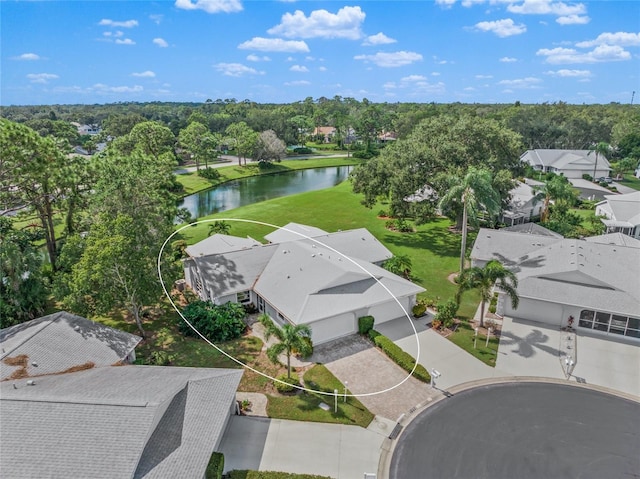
top-left (368, 296), bottom-right (413, 324)
top-left (307, 312), bottom-right (355, 344)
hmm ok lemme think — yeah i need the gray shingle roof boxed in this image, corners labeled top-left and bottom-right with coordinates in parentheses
top-left (0, 312), bottom-right (141, 380)
top-left (521, 149), bottom-right (611, 171)
top-left (597, 191), bottom-right (640, 224)
top-left (255, 239), bottom-right (424, 324)
top-left (585, 232), bottom-right (640, 248)
top-left (185, 233), bottom-right (262, 257)
top-left (264, 222), bottom-right (329, 243)
top-left (471, 228), bottom-right (563, 266)
top-left (0, 365), bottom-right (243, 479)
top-left (501, 223), bottom-right (563, 238)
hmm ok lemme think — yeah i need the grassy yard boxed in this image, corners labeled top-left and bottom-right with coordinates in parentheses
top-left (266, 364), bottom-right (374, 428)
top-left (178, 181), bottom-right (480, 319)
top-left (447, 320), bottom-right (500, 366)
top-left (616, 174), bottom-right (640, 191)
top-left (175, 156), bottom-right (364, 196)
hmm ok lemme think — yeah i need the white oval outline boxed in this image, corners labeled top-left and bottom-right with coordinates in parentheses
top-left (158, 218), bottom-right (422, 397)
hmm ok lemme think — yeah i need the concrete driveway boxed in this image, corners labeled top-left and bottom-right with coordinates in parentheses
top-left (219, 416), bottom-right (384, 478)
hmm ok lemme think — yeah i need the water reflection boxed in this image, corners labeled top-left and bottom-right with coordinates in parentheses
top-left (178, 166), bottom-right (352, 219)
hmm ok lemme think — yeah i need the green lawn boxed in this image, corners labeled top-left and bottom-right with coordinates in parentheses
top-left (175, 156), bottom-right (364, 197)
top-left (447, 320), bottom-right (500, 366)
top-left (178, 181), bottom-right (480, 318)
top-left (266, 364), bottom-right (374, 428)
top-left (616, 174), bottom-right (640, 191)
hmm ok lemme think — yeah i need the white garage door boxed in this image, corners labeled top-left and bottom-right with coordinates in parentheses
top-left (368, 297), bottom-right (411, 325)
top-left (309, 312), bottom-right (355, 344)
top-left (508, 298), bottom-right (564, 327)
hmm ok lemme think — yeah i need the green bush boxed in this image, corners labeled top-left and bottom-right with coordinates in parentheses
top-left (292, 336), bottom-right (313, 359)
top-left (489, 293), bottom-right (498, 314)
top-left (198, 167), bottom-right (221, 180)
top-left (180, 300), bottom-right (247, 342)
top-left (274, 373), bottom-right (299, 393)
top-left (435, 298), bottom-right (458, 329)
top-left (373, 334), bottom-right (431, 383)
top-left (205, 452), bottom-right (224, 479)
top-left (293, 147), bottom-right (313, 154)
top-left (358, 315), bottom-right (375, 335)
top-left (412, 303), bottom-right (426, 318)
top-left (368, 329), bottom-right (381, 341)
top-left (582, 173), bottom-right (593, 182)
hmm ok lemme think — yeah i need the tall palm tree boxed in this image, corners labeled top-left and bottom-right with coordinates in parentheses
top-left (382, 254), bottom-right (412, 279)
top-left (259, 313), bottom-right (312, 379)
top-left (457, 260), bottom-right (519, 328)
top-left (438, 166), bottom-right (501, 274)
top-left (532, 174), bottom-right (575, 222)
top-left (589, 141), bottom-right (610, 180)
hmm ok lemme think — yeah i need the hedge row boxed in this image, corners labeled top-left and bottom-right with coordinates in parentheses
top-left (358, 315), bottom-right (374, 335)
top-left (205, 452), bottom-right (224, 479)
top-left (370, 330), bottom-right (431, 383)
top-left (227, 471), bottom-right (333, 479)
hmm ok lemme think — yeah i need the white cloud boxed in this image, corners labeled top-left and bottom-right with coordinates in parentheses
top-left (174, 0), bottom-right (243, 14)
top-left (498, 77), bottom-right (542, 88)
top-left (544, 69), bottom-right (591, 77)
top-left (500, 56), bottom-right (518, 62)
top-left (290, 65), bottom-right (309, 72)
top-left (267, 6), bottom-right (365, 40)
top-left (318, 66), bottom-right (327, 71)
top-left (246, 54), bottom-right (271, 62)
top-left (537, 44), bottom-right (632, 63)
top-left (435, 0), bottom-right (457, 7)
top-left (475, 74), bottom-right (493, 79)
top-left (354, 51), bottom-right (423, 67)
top-left (556, 14), bottom-right (590, 25)
top-left (103, 31), bottom-right (124, 38)
top-left (115, 38), bottom-right (136, 45)
top-left (362, 32), bottom-right (397, 46)
top-left (93, 83), bottom-right (143, 93)
top-left (284, 80), bottom-right (311, 86)
top-left (98, 19), bottom-right (138, 28)
top-left (507, 0), bottom-right (586, 16)
top-left (474, 18), bottom-right (526, 37)
top-left (401, 74), bottom-right (427, 82)
top-left (431, 72), bottom-right (441, 76)
top-left (215, 62), bottom-right (264, 76)
top-left (576, 32), bottom-right (640, 48)
top-left (132, 70), bottom-right (156, 78)
top-left (149, 14), bottom-right (164, 24)
top-left (238, 37), bottom-right (309, 52)
top-left (13, 53), bottom-right (41, 61)
top-left (26, 73), bottom-right (58, 84)
top-left (153, 38), bottom-right (169, 48)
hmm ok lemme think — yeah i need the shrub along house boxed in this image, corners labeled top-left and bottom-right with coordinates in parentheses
top-left (183, 225), bottom-right (425, 344)
top-left (471, 228), bottom-right (640, 341)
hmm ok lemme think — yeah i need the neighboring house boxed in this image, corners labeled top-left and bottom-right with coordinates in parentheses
top-left (499, 181), bottom-right (544, 226)
top-left (313, 126), bottom-right (336, 143)
top-left (595, 191), bottom-right (640, 239)
top-left (72, 122), bottom-right (101, 136)
top-left (377, 131), bottom-right (398, 143)
top-left (0, 312), bottom-right (243, 479)
top-left (521, 149), bottom-right (611, 179)
top-left (0, 311), bottom-right (141, 380)
top-left (183, 226), bottom-right (424, 344)
top-left (471, 228), bottom-right (640, 341)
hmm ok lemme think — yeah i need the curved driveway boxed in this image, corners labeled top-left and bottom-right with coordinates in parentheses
top-left (390, 382), bottom-right (640, 479)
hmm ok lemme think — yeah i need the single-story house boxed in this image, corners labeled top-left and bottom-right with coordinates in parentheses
top-left (499, 181), bottom-right (544, 226)
top-left (1, 312), bottom-right (243, 479)
top-left (595, 191), bottom-right (640, 239)
top-left (521, 149), bottom-right (611, 179)
top-left (313, 126), bottom-right (337, 143)
top-left (471, 228), bottom-right (640, 341)
top-left (183, 226), bottom-right (424, 344)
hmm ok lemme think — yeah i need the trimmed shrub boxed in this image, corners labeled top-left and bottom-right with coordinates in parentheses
top-left (274, 373), bottom-right (299, 393)
top-left (227, 471), bottom-right (333, 479)
top-left (488, 293), bottom-right (498, 314)
top-left (368, 329), bottom-right (381, 341)
top-left (412, 303), bottom-right (426, 318)
top-left (293, 147), bottom-right (313, 154)
top-left (582, 173), bottom-right (593, 182)
top-left (180, 300), bottom-right (247, 342)
top-left (358, 315), bottom-right (375, 335)
top-left (435, 298), bottom-right (458, 329)
top-left (205, 452), bottom-right (224, 479)
top-left (373, 334), bottom-right (431, 383)
top-left (198, 167), bottom-right (221, 180)
top-left (292, 336), bottom-right (313, 359)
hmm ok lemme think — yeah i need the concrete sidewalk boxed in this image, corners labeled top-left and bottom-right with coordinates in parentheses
top-left (219, 416), bottom-right (384, 478)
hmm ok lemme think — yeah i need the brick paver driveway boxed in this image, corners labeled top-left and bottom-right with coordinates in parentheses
top-left (311, 335), bottom-right (434, 421)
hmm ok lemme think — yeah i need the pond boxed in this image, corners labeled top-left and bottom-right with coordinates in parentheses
top-left (178, 165), bottom-right (353, 219)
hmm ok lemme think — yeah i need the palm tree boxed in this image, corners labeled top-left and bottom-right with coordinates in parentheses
top-left (532, 174), bottom-right (575, 222)
top-left (589, 141), bottom-right (611, 180)
top-left (259, 313), bottom-right (312, 379)
top-left (457, 260), bottom-right (519, 328)
top-left (438, 166), bottom-right (501, 274)
top-left (208, 220), bottom-right (231, 236)
top-left (383, 254), bottom-right (412, 279)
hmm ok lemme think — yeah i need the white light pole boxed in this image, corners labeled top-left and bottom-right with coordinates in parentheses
top-left (474, 327), bottom-right (478, 349)
top-left (334, 389), bottom-right (338, 413)
top-left (486, 327), bottom-right (492, 347)
top-left (344, 381), bottom-right (348, 402)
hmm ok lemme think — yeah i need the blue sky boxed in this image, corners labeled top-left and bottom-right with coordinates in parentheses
top-left (1, 0), bottom-right (639, 105)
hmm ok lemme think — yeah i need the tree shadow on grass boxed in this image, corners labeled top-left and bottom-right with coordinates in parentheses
top-left (382, 228), bottom-right (460, 259)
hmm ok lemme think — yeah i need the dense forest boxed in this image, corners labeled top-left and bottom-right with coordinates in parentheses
top-left (1, 98), bottom-right (639, 333)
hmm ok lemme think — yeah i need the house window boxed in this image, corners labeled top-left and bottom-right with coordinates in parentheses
top-left (594, 312), bottom-right (610, 331)
top-left (237, 291), bottom-right (250, 304)
top-left (257, 296), bottom-right (265, 312)
top-left (578, 310), bottom-right (594, 328)
top-left (578, 309), bottom-right (640, 339)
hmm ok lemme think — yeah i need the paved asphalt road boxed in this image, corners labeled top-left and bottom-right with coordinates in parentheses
top-left (390, 382), bottom-right (640, 479)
